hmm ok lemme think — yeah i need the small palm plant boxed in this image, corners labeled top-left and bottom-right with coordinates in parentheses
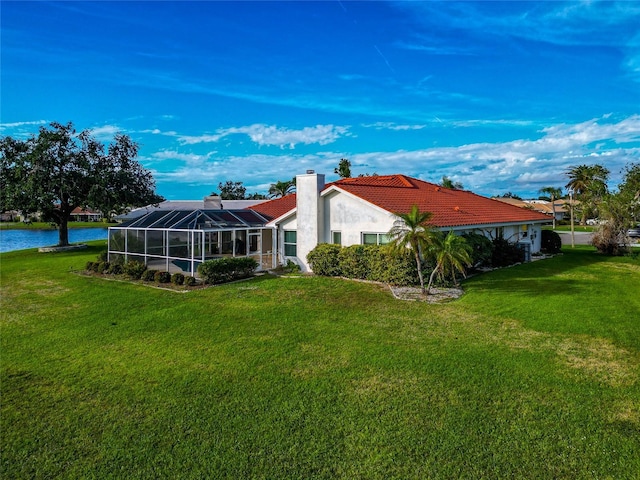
top-left (387, 205), bottom-right (437, 295)
top-left (427, 231), bottom-right (472, 293)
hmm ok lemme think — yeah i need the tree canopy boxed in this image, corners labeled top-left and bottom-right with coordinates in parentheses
top-left (334, 158), bottom-right (352, 178)
top-left (0, 121), bottom-right (163, 246)
top-left (440, 176), bottom-right (464, 190)
top-left (218, 181), bottom-right (247, 200)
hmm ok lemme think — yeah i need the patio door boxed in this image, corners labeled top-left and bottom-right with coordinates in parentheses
top-left (248, 231), bottom-right (261, 267)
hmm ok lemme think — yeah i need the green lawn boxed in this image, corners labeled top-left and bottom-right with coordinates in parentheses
top-left (1, 245), bottom-right (639, 479)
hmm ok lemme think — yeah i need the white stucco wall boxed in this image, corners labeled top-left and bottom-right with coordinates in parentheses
top-left (322, 189), bottom-right (396, 246)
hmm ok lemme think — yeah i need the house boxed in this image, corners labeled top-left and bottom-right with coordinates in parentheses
top-left (70, 207), bottom-right (102, 222)
top-left (107, 172), bottom-right (550, 275)
top-left (493, 197), bottom-right (567, 222)
top-left (250, 172), bottom-right (551, 271)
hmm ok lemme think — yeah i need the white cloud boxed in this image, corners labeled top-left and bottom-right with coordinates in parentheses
top-left (0, 120), bottom-right (48, 130)
top-left (151, 115), bottom-right (640, 199)
top-left (90, 124), bottom-right (122, 140)
top-left (177, 124), bottom-right (350, 149)
top-left (363, 122), bottom-right (427, 131)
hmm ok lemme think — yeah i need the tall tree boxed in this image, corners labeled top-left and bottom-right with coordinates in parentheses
top-left (440, 176), bottom-right (463, 190)
top-left (268, 178), bottom-right (296, 198)
top-left (565, 164), bottom-right (610, 225)
top-left (0, 122), bottom-right (163, 246)
top-left (334, 158), bottom-right (352, 178)
top-left (387, 205), bottom-right (437, 295)
top-left (218, 181), bottom-right (247, 200)
top-left (426, 231), bottom-right (472, 293)
top-left (538, 186), bottom-right (563, 229)
top-left (88, 133), bottom-right (163, 222)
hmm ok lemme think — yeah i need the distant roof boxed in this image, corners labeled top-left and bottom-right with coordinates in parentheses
top-left (118, 209), bottom-right (269, 230)
top-left (251, 174), bottom-right (550, 227)
top-left (116, 199), bottom-right (267, 222)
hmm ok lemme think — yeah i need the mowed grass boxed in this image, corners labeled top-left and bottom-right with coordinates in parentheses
top-left (1, 244), bottom-right (639, 479)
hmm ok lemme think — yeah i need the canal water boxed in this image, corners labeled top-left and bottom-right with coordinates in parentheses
top-left (0, 228), bottom-right (108, 253)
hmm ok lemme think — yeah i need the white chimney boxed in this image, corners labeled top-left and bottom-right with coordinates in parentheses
top-left (295, 172), bottom-right (325, 272)
top-left (204, 195), bottom-right (222, 209)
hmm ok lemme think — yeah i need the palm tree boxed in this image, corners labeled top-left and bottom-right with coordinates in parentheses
top-left (387, 205), bottom-right (436, 295)
top-left (268, 178), bottom-right (296, 198)
top-left (565, 164), bottom-right (610, 225)
top-left (538, 186), bottom-right (562, 229)
top-left (426, 231), bottom-right (472, 293)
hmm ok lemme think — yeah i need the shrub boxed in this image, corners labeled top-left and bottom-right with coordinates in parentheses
top-left (97, 261), bottom-right (110, 274)
top-left (154, 271), bottom-right (171, 283)
top-left (462, 232), bottom-right (494, 267)
top-left (307, 243), bottom-right (342, 276)
top-left (91, 261), bottom-right (101, 273)
top-left (591, 222), bottom-right (628, 256)
top-left (142, 269), bottom-right (158, 282)
top-left (85, 261), bottom-right (96, 272)
top-left (96, 251), bottom-right (108, 262)
top-left (171, 273), bottom-right (185, 285)
top-left (282, 259), bottom-right (300, 274)
top-left (338, 245), bottom-right (374, 279)
top-left (198, 257), bottom-right (258, 284)
top-left (377, 247), bottom-right (419, 286)
top-left (541, 229), bottom-right (562, 254)
top-left (123, 260), bottom-right (147, 280)
top-left (108, 264), bottom-right (123, 275)
top-left (491, 237), bottom-right (525, 267)
top-left (184, 275), bottom-right (197, 287)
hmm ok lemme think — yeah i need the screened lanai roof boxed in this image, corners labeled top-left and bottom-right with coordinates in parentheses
top-left (117, 209), bottom-right (270, 230)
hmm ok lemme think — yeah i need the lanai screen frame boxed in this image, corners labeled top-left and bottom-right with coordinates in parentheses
top-left (108, 209), bottom-right (276, 276)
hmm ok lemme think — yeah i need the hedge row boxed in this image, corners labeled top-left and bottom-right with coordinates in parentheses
top-left (306, 244), bottom-right (419, 286)
top-left (85, 259), bottom-right (196, 286)
top-left (197, 257), bottom-right (259, 284)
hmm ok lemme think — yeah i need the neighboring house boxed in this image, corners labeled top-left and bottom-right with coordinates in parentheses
top-left (70, 207), bottom-right (102, 222)
top-left (108, 172), bottom-right (550, 275)
top-left (494, 197), bottom-right (567, 222)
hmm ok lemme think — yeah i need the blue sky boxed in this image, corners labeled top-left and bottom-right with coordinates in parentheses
top-left (2, 1), bottom-right (639, 200)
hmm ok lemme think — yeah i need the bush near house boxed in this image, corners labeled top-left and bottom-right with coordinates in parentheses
top-left (541, 229), bottom-right (562, 254)
top-left (154, 271), bottom-right (171, 284)
top-left (198, 257), bottom-right (258, 284)
top-left (122, 260), bottom-right (147, 280)
top-left (491, 237), bottom-right (525, 267)
top-left (307, 244), bottom-right (419, 286)
top-left (462, 232), bottom-right (494, 268)
top-left (142, 269), bottom-right (159, 282)
top-left (306, 243), bottom-right (342, 276)
top-left (171, 273), bottom-right (185, 285)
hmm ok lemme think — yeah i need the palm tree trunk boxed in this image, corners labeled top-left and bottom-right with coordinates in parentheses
top-left (415, 250), bottom-right (426, 295)
top-left (427, 263), bottom-right (440, 294)
top-left (551, 194), bottom-right (556, 229)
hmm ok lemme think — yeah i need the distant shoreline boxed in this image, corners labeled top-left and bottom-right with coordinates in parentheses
top-left (0, 221), bottom-right (117, 231)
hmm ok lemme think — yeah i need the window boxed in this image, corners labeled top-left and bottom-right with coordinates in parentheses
top-left (332, 231), bottom-right (342, 245)
top-left (362, 233), bottom-right (390, 245)
top-left (284, 230), bottom-right (297, 256)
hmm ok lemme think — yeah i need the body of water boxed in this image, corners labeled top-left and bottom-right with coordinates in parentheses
top-left (0, 228), bottom-right (108, 253)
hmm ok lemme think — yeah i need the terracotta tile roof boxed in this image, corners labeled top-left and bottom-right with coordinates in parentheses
top-left (250, 175), bottom-right (550, 227)
top-left (249, 194), bottom-right (297, 220)
top-left (332, 175), bottom-right (549, 227)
